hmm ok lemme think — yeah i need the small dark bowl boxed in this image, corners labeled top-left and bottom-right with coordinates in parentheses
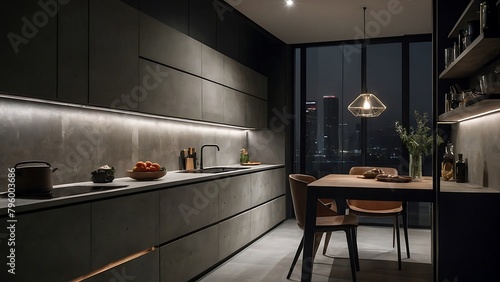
top-left (91, 170), bottom-right (115, 183)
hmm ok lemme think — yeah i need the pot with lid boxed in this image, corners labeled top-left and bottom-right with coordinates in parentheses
top-left (14, 161), bottom-right (58, 194)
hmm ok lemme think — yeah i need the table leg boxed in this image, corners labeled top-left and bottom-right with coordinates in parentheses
top-left (302, 189), bottom-right (318, 282)
top-left (336, 197), bottom-right (347, 215)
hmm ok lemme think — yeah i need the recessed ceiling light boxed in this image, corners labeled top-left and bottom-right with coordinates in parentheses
top-left (285, 0), bottom-right (294, 6)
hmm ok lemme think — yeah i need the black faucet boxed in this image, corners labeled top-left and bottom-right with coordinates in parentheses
top-left (200, 144), bottom-right (220, 169)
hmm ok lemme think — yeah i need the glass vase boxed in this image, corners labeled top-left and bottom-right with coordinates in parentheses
top-left (409, 154), bottom-right (422, 180)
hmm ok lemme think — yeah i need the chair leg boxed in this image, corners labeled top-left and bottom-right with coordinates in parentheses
top-left (323, 232), bottom-right (332, 255)
top-left (392, 221), bottom-right (396, 247)
top-left (395, 215), bottom-right (402, 270)
top-left (287, 236), bottom-right (304, 279)
top-left (352, 227), bottom-right (360, 271)
top-left (402, 209), bottom-right (411, 258)
top-left (345, 229), bottom-right (357, 282)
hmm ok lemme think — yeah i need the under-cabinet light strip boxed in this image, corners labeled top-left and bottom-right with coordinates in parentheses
top-left (456, 108), bottom-right (500, 122)
top-left (0, 93), bottom-right (255, 130)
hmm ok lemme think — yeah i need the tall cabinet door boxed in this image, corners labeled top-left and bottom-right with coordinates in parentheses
top-left (0, 1), bottom-right (57, 100)
top-left (58, 0), bottom-right (89, 104)
top-left (89, 0), bottom-right (139, 110)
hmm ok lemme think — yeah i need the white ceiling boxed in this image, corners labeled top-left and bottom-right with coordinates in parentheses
top-left (224, 0), bottom-right (433, 44)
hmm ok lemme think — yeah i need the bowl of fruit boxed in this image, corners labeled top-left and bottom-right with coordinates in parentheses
top-left (126, 161), bottom-right (167, 180)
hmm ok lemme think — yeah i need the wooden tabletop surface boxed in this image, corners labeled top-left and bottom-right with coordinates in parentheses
top-left (308, 174), bottom-right (433, 190)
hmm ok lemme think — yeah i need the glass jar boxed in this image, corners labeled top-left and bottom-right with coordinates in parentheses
top-left (441, 142), bottom-right (454, 180)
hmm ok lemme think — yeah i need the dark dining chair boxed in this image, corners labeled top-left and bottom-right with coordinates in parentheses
top-left (287, 174), bottom-right (359, 281)
top-left (346, 166), bottom-right (410, 270)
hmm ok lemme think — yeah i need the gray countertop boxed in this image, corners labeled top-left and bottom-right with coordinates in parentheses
top-left (0, 164), bottom-right (284, 216)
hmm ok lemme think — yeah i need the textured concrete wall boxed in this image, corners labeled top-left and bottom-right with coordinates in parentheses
top-left (0, 97), bottom-right (248, 187)
top-left (451, 112), bottom-right (500, 189)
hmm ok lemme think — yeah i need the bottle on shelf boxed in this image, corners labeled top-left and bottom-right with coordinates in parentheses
top-left (455, 153), bottom-right (467, 183)
top-left (441, 142), bottom-right (454, 180)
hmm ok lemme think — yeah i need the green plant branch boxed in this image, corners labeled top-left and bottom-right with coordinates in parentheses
top-left (395, 111), bottom-right (443, 156)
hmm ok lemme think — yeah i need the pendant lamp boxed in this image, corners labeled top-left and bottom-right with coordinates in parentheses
top-left (348, 7), bottom-right (386, 118)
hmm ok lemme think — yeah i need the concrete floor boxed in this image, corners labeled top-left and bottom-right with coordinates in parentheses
top-left (198, 219), bottom-right (432, 282)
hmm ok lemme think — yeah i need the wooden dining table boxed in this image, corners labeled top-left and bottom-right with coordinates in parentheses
top-left (301, 174), bottom-right (434, 282)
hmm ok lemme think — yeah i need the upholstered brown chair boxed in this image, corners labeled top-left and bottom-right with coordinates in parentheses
top-left (346, 166), bottom-right (410, 270)
top-left (287, 174), bottom-right (359, 281)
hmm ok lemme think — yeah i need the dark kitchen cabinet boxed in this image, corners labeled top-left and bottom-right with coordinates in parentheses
top-left (140, 13), bottom-right (202, 76)
top-left (189, 0), bottom-right (217, 49)
top-left (216, 5), bottom-right (240, 61)
top-left (246, 95), bottom-right (267, 129)
top-left (0, 204), bottom-right (91, 282)
top-left (160, 225), bottom-right (219, 282)
top-left (159, 181), bottom-right (219, 243)
top-left (201, 44), bottom-right (224, 84)
top-left (224, 88), bottom-right (246, 126)
top-left (218, 174), bottom-right (252, 219)
top-left (89, 0), bottom-right (139, 110)
top-left (435, 1), bottom-right (500, 281)
top-left (239, 22), bottom-right (261, 71)
top-left (202, 80), bottom-right (226, 123)
top-left (57, 0), bottom-right (89, 104)
top-left (250, 168), bottom-right (285, 206)
top-left (0, 1), bottom-right (57, 100)
top-left (90, 191), bottom-right (159, 270)
top-left (86, 249), bottom-right (159, 282)
top-left (140, 0), bottom-right (188, 35)
top-left (138, 59), bottom-right (202, 120)
top-left (438, 191), bottom-right (500, 281)
top-left (219, 212), bottom-right (252, 258)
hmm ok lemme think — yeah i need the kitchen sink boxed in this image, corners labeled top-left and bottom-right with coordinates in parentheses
top-left (177, 167), bottom-right (250, 174)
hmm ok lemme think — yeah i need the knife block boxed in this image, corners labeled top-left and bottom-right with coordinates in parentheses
top-left (179, 150), bottom-right (197, 170)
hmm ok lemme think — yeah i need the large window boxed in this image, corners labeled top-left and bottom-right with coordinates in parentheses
top-left (294, 37), bottom-right (432, 227)
top-left (295, 37), bottom-right (432, 178)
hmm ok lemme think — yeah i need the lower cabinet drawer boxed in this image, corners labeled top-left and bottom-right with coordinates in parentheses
top-left (85, 249), bottom-right (159, 282)
top-left (0, 204), bottom-right (91, 282)
top-left (160, 225), bottom-right (219, 282)
top-left (91, 191), bottom-right (159, 269)
top-left (251, 196), bottom-right (286, 240)
top-left (218, 212), bottom-right (252, 259)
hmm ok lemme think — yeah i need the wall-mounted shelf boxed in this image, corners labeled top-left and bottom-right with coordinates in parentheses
top-left (448, 0), bottom-right (481, 38)
top-left (439, 33), bottom-right (500, 79)
top-left (438, 98), bottom-right (500, 123)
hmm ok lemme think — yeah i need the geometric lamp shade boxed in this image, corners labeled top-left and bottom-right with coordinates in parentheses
top-left (347, 93), bottom-right (386, 117)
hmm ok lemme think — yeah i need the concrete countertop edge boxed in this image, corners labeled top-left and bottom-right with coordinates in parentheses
top-left (0, 164), bottom-right (284, 216)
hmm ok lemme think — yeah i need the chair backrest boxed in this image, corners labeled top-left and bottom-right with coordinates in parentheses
top-left (288, 174), bottom-right (314, 230)
top-left (348, 166), bottom-right (402, 210)
top-left (289, 174), bottom-right (337, 229)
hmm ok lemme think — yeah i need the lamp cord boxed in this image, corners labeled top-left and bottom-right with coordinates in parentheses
top-left (363, 7), bottom-right (366, 41)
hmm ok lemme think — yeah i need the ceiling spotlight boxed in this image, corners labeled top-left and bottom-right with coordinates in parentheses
top-left (285, 0), bottom-right (294, 6)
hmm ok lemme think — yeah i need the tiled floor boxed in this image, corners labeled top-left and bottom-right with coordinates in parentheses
top-left (198, 219), bottom-right (432, 282)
